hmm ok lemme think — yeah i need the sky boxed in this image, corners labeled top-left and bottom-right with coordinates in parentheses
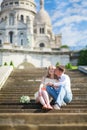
top-left (35, 0), bottom-right (87, 49)
top-left (0, 0), bottom-right (87, 49)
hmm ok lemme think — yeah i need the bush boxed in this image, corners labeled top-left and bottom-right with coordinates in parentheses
top-left (10, 61), bottom-right (14, 67)
top-left (60, 45), bottom-right (69, 49)
top-left (4, 62), bottom-right (8, 66)
top-left (65, 63), bottom-right (72, 69)
top-left (56, 62), bottom-right (60, 67)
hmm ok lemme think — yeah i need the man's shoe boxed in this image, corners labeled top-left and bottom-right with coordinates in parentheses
top-left (62, 101), bottom-right (66, 106)
top-left (53, 104), bottom-right (60, 110)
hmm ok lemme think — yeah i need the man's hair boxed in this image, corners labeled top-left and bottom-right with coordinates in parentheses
top-left (56, 65), bottom-right (65, 72)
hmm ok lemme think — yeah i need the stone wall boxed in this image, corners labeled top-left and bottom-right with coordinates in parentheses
top-left (0, 48), bottom-right (79, 68)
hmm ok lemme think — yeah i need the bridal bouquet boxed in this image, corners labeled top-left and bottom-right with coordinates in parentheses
top-left (20, 96), bottom-right (30, 103)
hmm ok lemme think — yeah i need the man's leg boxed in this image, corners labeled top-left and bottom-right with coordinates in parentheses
top-left (55, 86), bottom-right (66, 107)
top-left (64, 93), bottom-right (73, 103)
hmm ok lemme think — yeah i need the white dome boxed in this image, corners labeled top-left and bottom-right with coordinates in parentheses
top-left (34, 0), bottom-right (51, 26)
top-left (34, 8), bottom-right (51, 26)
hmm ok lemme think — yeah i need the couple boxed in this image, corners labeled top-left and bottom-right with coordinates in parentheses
top-left (35, 65), bottom-right (73, 110)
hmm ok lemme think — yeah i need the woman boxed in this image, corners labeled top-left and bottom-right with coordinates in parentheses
top-left (34, 65), bottom-right (58, 110)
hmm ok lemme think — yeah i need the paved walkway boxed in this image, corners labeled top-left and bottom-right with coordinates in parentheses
top-left (0, 66), bottom-right (13, 89)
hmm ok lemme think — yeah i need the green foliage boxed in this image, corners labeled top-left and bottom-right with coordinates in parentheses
top-left (78, 49), bottom-right (87, 65)
top-left (60, 45), bottom-right (69, 48)
top-left (10, 61), bottom-right (14, 67)
top-left (56, 62), bottom-right (60, 67)
top-left (65, 63), bottom-right (72, 69)
top-left (4, 62), bottom-right (8, 66)
top-left (71, 66), bottom-right (78, 70)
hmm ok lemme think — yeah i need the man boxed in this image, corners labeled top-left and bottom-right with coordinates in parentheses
top-left (46, 65), bottom-right (73, 110)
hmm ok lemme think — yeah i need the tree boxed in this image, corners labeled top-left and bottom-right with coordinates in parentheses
top-left (78, 49), bottom-right (87, 65)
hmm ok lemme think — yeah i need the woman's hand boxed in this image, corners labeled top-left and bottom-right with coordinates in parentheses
top-left (46, 82), bottom-right (54, 86)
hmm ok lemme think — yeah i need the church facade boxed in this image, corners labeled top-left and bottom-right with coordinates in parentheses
top-left (0, 0), bottom-right (74, 68)
top-left (0, 0), bottom-right (61, 50)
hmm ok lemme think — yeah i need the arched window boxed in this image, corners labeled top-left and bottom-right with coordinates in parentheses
top-left (34, 29), bottom-right (37, 33)
top-left (26, 16), bottom-right (30, 23)
top-left (39, 43), bottom-right (45, 47)
top-left (1, 18), bottom-right (4, 22)
top-left (0, 40), bottom-right (2, 47)
top-left (9, 14), bottom-right (14, 25)
top-left (21, 39), bottom-right (23, 45)
top-left (9, 31), bottom-right (13, 43)
top-left (21, 15), bottom-right (24, 22)
top-left (5, 16), bottom-right (7, 20)
top-left (20, 33), bottom-right (24, 46)
top-left (40, 28), bottom-right (44, 34)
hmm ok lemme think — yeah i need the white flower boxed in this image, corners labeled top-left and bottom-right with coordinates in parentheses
top-left (20, 96), bottom-right (30, 103)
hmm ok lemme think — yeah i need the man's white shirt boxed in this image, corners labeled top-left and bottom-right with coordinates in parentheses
top-left (54, 73), bottom-right (72, 93)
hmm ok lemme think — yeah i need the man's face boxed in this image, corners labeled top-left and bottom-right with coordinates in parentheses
top-left (54, 69), bottom-right (62, 77)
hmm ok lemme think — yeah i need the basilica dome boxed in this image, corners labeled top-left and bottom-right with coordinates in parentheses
top-left (34, 0), bottom-right (51, 26)
top-left (34, 8), bottom-right (51, 26)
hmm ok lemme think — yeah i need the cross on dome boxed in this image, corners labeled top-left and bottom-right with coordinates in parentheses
top-left (40, 0), bottom-right (44, 9)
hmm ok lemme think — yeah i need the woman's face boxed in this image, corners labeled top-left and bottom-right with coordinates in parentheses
top-left (48, 66), bottom-right (55, 75)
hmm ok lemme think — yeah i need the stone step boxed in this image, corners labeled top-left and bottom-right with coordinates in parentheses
top-left (0, 124), bottom-right (87, 130)
top-left (0, 113), bottom-right (87, 124)
top-left (0, 95), bottom-right (87, 101)
top-left (0, 93), bottom-right (87, 99)
top-left (0, 98), bottom-right (86, 103)
top-left (0, 90), bottom-right (86, 95)
top-left (9, 74), bottom-right (86, 79)
top-left (0, 108), bottom-right (87, 113)
top-left (1, 87), bottom-right (87, 93)
top-left (11, 70), bottom-right (86, 76)
top-left (10, 73), bottom-right (86, 79)
top-left (2, 80), bottom-right (87, 90)
top-left (0, 103), bottom-right (87, 109)
top-left (0, 68), bottom-right (87, 130)
top-left (71, 77), bottom-right (87, 83)
top-left (6, 69), bottom-right (87, 75)
top-left (1, 83), bottom-right (87, 92)
top-left (2, 82), bottom-right (87, 88)
top-left (11, 68), bottom-right (86, 76)
top-left (1, 88), bottom-right (86, 94)
top-left (11, 69), bottom-right (81, 74)
top-left (0, 97), bottom-right (86, 104)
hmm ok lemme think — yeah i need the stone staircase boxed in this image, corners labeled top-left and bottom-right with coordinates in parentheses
top-left (0, 68), bottom-right (87, 130)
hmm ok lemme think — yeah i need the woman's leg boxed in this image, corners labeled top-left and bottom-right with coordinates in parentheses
top-left (42, 90), bottom-right (50, 105)
top-left (39, 95), bottom-right (46, 106)
top-left (42, 90), bottom-right (53, 109)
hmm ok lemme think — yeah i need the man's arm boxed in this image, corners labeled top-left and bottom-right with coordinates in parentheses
top-left (54, 75), bottom-right (70, 87)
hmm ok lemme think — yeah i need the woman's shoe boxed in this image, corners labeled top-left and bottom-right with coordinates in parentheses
top-left (47, 105), bottom-right (53, 110)
top-left (42, 104), bottom-right (47, 109)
